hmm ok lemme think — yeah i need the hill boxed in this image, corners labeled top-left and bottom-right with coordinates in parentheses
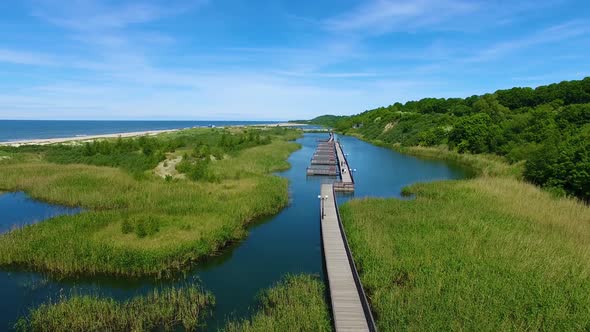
top-left (308, 77), bottom-right (590, 201)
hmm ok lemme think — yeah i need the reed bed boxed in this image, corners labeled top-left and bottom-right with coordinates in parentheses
top-left (15, 286), bottom-right (214, 331)
top-left (223, 275), bottom-right (332, 332)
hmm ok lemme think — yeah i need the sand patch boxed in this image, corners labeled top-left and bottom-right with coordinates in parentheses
top-left (154, 155), bottom-right (185, 179)
top-left (383, 121), bottom-right (397, 133)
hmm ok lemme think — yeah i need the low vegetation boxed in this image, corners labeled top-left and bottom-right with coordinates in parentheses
top-left (223, 275), bottom-right (332, 332)
top-left (15, 286), bottom-right (214, 331)
top-left (341, 175), bottom-right (590, 330)
top-left (0, 127), bottom-right (301, 277)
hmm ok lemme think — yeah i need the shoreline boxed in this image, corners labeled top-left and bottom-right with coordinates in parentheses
top-left (0, 122), bottom-right (307, 146)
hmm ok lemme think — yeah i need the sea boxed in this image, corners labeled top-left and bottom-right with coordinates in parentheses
top-left (0, 120), bottom-right (286, 142)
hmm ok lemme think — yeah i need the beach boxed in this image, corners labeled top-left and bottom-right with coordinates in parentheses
top-left (0, 122), bottom-right (306, 146)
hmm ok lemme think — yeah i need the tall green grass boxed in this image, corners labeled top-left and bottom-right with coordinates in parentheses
top-left (0, 131), bottom-right (301, 277)
top-left (223, 275), bottom-right (332, 332)
top-left (15, 286), bottom-right (214, 331)
top-left (341, 176), bottom-right (590, 330)
top-left (393, 144), bottom-right (524, 179)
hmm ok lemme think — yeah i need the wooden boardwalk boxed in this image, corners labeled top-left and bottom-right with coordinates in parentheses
top-left (321, 184), bottom-right (374, 331)
top-left (334, 141), bottom-right (354, 192)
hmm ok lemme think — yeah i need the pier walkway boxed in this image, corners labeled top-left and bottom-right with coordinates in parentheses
top-left (307, 133), bottom-right (355, 192)
top-left (334, 141), bottom-right (354, 192)
top-left (320, 184), bottom-right (375, 331)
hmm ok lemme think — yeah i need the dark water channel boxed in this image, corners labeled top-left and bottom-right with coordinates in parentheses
top-left (0, 134), bottom-right (467, 330)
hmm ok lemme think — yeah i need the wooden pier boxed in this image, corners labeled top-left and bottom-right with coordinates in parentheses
top-left (333, 141), bottom-right (355, 192)
top-left (307, 133), bottom-right (355, 192)
top-left (307, 165), bottom-right (339, 176)
top-left (320, 184), bottom-right (375, 331)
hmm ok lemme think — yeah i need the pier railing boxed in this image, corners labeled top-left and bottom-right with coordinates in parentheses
top-left (332, 185), bottom-right (377, 331)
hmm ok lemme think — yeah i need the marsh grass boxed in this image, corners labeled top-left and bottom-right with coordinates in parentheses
top-left (223, 275), bottom-right (332, 332)
top-left (0, 130), bottom-right (301, 277)
top-left (357, 138), bottom-right (521, 179)
top-left (341, 176), bottom-right (590, 330)
top-left (15, 286), bottom-right (214, 331)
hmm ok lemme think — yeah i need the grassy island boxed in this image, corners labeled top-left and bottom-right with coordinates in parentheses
top-left (0, 127), bottom-right (301, 277)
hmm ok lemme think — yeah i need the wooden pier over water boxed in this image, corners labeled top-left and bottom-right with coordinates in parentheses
top-left (320, 184), bottom-right (375, 331)
top-left (309, 133), bottom-right (374, 331)
top-left (306, 133), bottom-right (355, 193)
top-left (334, 140), bottom-right (354, 192)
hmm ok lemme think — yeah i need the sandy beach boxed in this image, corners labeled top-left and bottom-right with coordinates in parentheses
top-left (0, 122), bottom-right (306, 146)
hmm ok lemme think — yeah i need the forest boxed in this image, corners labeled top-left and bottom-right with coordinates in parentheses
top-left (308, 77), bottom-right (590, 201)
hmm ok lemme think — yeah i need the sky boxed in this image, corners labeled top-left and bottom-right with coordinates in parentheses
top-left (0, 0), bottom-right (589, 120)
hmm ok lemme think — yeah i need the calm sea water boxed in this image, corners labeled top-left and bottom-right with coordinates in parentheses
top-left (0, 120), bottom-right (284, 142)
top-left (0, 133), bottom-right (467, 330)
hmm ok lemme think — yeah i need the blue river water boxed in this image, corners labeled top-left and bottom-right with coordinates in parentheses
top-left (0, 133), bottom-right (467, 330)
top-left (0, 192), bottom-right (82, 234)
top-left (0, 120), bottom-right (291, 142)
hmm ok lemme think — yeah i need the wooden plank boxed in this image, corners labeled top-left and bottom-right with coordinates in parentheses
top-left (321, 184), bottom-right (369, 332)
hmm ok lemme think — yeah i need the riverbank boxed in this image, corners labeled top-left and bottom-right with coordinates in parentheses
top-left (0, 128), bottom-right (302, 277)
top-left (0, 122), bottom-right (306, 146)
top-left (335, 136), bottom-right (590, 330)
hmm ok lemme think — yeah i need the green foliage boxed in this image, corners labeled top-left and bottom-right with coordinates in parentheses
top-left (15, 287), bottom-right (214, 331)
top-left (449, 113), bottom-right (500, 153)
top-left (525, 127), bottom-right (590, 201)
top-left (303, 114), bottom-right (347, 127)
top-left (177, 156), bottom-right (212, 181)
top-left (223, 275), bottom-right (331, 332)
top-left (120, 218), bottom-right (133, 234)
top-left (0, 128), bottom-right (280, 179)
top-left (131, 216), bottom-right (161, 238)
top-left (314, 77), bottom-right (590, 200)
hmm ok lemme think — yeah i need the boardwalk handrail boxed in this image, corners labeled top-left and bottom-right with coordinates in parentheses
top-left (332, 185), bottom-right (377, 331)
top-left (336, 138), bottom-right (355, 184)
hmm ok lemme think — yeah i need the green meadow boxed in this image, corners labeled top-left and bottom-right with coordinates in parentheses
top-left (341, 165), bottom-right (590, 330)
top-left (0, 127), bottom-right (301, 277)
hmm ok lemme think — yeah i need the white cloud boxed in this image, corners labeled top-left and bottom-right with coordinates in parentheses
top-left (30, 0), bottom-right (202, 31)
top-left (323, 0), bottom-right (478, 33)
top-left (0, 49), bottom-right (58, 66)
top-left (467, 20), bottom-right (590, 62)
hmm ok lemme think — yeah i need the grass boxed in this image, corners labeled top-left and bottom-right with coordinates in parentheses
top-left (15, 286), bottom-right (214, 331)
top-left (0, 129), bottom-right (301, 277)
top-left (393, 144), bottom-right (524, 179)
top-left (223, 275), bottom-right (332, 332)
top-left (340, 176), bottom-right (590, 330)
top-left (355, 136), bottom-right (522, 179)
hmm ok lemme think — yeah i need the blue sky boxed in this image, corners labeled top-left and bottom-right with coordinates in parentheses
top-left (0, 0), bottom-right (589, 120)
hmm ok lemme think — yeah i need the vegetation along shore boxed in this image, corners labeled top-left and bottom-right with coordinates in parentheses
top-left (15, 286), bottom-right (214, 331)
top-left (0, 127), bottom-right (301, 277)
top-left (300, 77), bottom-right (590, 330)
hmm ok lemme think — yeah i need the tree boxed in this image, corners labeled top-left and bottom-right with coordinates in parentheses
top-left (449, 113), bottom-right (497, 153)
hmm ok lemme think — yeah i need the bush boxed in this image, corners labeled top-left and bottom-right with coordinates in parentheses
top-left (121, 218), bottom-right (133, 234)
